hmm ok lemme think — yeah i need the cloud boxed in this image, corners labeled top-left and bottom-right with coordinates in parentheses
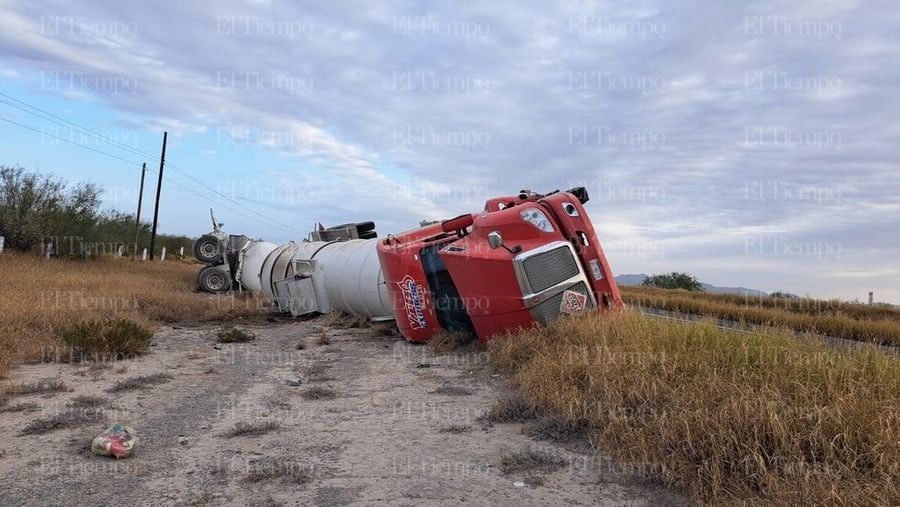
top-left (0, 0), bottom-right (897, 301)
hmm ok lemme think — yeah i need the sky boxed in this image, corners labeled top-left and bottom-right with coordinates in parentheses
top-left (0, 0), bottom-right (897, 303)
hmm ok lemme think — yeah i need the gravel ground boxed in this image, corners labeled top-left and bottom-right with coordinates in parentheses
top-left (0, 318), bottom-right (682, 506)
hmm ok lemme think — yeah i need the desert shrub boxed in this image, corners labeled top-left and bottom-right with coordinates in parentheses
top-left (216, 326), bottom-right (255, 343)
top-left (60, 319), bottom-right (153, 361)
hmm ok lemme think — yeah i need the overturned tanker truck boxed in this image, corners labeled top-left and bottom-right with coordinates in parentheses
top-left (193, 187), bottom-right (623, 343)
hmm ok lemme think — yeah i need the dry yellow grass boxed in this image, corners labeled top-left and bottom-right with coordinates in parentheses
top-left (634, 286), bottom-right (900, 320)
top-left (622, 286), bottom-right (900, 346)
top-left (488, 311), bottom-right (900, 505)
top-left (0, 252), bottom-right (269, 378)
top-left (427, 328), bottom-right (477, 353)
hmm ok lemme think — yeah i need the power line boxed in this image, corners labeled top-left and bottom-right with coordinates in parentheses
top-left (164, 162), bottom-right (304, 233)
top-left (0, 113), bottom-right (301, 233)
top-left (0, 92), bottom-right (303, 232)
top-left (0, 92), bottom-right (161, 161)
top-left (140, 165), bottom-right (291, 232)
top-left (0, 115), bottom-right (145, 166)
top-left (0, 93), bottom-right (304, 233)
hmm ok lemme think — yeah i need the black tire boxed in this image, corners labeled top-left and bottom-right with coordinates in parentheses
top-left (193, 234), bottom-right (223, 264)
top-left (353, 221), bottom-right (376, 233)
top-left (197, 265), bottom-right (232, 293)
top-left (327, 222), bottom-right (355, 231)
top-left (327, 221), bottom-right (375, 233)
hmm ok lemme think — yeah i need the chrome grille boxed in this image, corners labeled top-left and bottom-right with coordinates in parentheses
top-left (533, 282), bottom-right (594, 324)
top-left (521, 245), bottom-right (579, 292)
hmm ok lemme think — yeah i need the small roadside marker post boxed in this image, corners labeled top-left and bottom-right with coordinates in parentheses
top-left (161, 247), bottom-right (167, 261)
top-left (142, 248), bottom-right (148, 261)
top-left (0, 236), bottom-right (4, 254)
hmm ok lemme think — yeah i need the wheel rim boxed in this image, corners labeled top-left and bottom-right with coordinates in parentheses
top-left (206, 272), bottom-right (226, 291)
top-left (200, 242), bottom-right (218, 259)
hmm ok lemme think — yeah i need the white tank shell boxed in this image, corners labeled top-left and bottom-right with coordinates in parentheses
top-left (238, 238), bottom-right (393, 320)
top-left (237, 241), bottom-right (277, 292)
top-left (312, 239), bottom-right (393, 318)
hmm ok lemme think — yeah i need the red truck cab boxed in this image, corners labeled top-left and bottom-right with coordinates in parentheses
top-left (376, 187), bottom-right (623, 342)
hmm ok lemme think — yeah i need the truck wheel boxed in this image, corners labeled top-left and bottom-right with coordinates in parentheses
top-left (327, 221), bottom-right (375, 233)
top-left (354, 221), bottom-right (376, 233)
top-left (198, 265), bottom-right (231, 293)
top-left (193, 234), bottom-right (223, 264)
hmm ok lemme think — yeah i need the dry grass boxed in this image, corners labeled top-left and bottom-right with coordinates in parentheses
top-left (488, 311), bottom-right (900, 504)
top-left (0, 252), bottom-right (269, 378)
top-left (107, 372), bottom-right (172, 392)
top-left (243, 458), bottom-right (312, 485)
top-left (429, 385), bottom-right (474, 396)
top-left (499, 445), bottom-right (566, 474)
top-left (479, 393), bottom-right (539, 424)
top-left (67, 394), bottom-right (112, 409)
top-left (21, 407), bottom-right (104, 435)
top-left (372, 324), bottom-right (397, 336)
top-left (303, 362), bottom-right (335, 382)
top-left (428, 329), bottom-right (476, 353)
top-left (622, 286), bottom-right (900, 346)
top-left (215, 326), bottom-right (255, 343)
top-left (223, 420), bottom-right (279, 438)
top-left (526, 416), bottom-right (588, 442)
top-left (320, 312), bottom-right (370, 329)
top-left (0, 401), bottom-right (38, 413)
top-left (3, 378), bottom-right (69, 397)
top-left (625, 286), bottom-right (900, 320)
top-left (438, 424), bottom-right (473, 434)
top-left (301, 386), bottom-right (337, 400)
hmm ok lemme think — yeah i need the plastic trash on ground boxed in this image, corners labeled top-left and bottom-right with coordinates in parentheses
top-left (92, 423), bottom-right (138, 459)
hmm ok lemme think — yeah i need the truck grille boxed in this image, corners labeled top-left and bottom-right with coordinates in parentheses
top-left (521, 245), bottom-right (579, 292)
top-left (533, 281), bottom-right (594, 324)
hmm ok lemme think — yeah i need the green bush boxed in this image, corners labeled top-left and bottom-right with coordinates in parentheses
top-left (60, 319), bottom-right (154, 361)
top-left (216, 326), bottom-right (255, 343)
top-left (0, 165), bottom-right (100, 251)
top-left (0, 165), bottom-right (192, 257)
top-left (642, 271), bottom-right (704, 291)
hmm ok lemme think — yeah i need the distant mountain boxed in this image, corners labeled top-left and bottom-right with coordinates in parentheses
top-left (614, 273), bottom-right (652, 286)
top-left (699, 283), bottom-right (767, 297)
top-left (614, 274), bottom-right (767, 297)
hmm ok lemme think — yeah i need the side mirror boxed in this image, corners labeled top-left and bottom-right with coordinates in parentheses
top-left (487, 231), bottom-right (504, 249)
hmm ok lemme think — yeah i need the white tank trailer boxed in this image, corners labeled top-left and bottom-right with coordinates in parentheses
top-left (193, 211), bottom-right (393, 321)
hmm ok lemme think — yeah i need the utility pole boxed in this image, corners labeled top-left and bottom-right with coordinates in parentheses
top-left (132, 163), bottom-right (147, 260)
top-left (149, 131), bottom-right (167, 260)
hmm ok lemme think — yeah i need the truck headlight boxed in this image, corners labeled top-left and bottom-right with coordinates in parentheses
top-left (520, 208), bottom-right (555, 232)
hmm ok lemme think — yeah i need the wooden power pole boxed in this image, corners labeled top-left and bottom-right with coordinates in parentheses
top-left (132, 163), bottom-right (147, 260)
top-left (149, 131), bottom-right (167, 261)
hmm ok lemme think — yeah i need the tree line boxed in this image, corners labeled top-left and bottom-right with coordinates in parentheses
top-left (0, 165), bottom-right (191, 257)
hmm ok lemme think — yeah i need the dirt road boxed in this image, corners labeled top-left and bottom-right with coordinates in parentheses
top-left (0, 319), bottom-right (681, 506)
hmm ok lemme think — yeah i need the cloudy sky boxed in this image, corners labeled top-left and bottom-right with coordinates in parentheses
top-left (0, 0), bottom-right (897, 303)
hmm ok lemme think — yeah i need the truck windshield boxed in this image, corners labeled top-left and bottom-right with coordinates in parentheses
top-left (419, 243), bottom-right (476, 337)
